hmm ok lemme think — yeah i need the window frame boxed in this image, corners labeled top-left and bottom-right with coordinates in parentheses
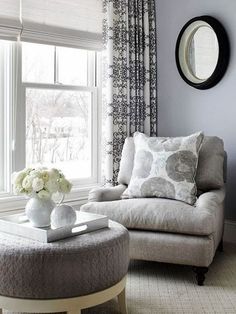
top-left (0, 41), bottom-right (15, 197)
top-left (0, 41), bottom-right (102, 210)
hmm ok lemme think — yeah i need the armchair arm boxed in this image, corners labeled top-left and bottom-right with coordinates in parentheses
top-left (196, 187), bottom-right (226, 248)
top-left (88, 184), bottom-right (127, 202)
top-left (196, 187), bottom-right (226, 213)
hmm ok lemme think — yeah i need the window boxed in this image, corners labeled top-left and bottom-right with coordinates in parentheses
top-left (0, 40), bottom-right (101, 199)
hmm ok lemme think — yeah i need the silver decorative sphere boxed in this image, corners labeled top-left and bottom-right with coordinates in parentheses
top-left (51, 204), bottom-right (77, 229)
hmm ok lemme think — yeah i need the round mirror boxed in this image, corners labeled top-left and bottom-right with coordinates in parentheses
top-left (176, 16), bottom-right (230, 89)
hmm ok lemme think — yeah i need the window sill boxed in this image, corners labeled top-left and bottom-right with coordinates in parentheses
top-left (0, 184), bottom-right (99, 215)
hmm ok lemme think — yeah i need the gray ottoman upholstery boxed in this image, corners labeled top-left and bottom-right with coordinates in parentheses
top-left (0, 221), bottom-right (129, 299)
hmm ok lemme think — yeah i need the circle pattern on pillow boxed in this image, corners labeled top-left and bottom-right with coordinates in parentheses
top-left (141, 177), bottom-right (175, 198)
top-left (166, 150), bottom-right (197, 182)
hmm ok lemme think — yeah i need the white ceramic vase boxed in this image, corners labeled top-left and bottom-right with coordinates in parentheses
top-left (25, 197), bottom-right (55, 228)
top-left (51, 204), bottom-right (77, 229)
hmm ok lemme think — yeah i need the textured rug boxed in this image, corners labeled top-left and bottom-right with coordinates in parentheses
top-left (84, 243), bottom-right (236, 314)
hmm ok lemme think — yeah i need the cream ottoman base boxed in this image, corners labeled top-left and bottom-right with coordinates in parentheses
top-left (0, 277), bottom-right (127, 314)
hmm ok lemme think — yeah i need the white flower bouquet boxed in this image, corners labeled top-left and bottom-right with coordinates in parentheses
top-left (12, 167), bottom-right (72, 199)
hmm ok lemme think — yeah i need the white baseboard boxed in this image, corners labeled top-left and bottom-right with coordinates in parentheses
top-left (224, 220), bottom-right (236, 243)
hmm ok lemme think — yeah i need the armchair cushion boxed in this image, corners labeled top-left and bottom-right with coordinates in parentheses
top-left (196, 136), bottom-right (225, 191)
top-left (81, 188), bottom-right (225, 236)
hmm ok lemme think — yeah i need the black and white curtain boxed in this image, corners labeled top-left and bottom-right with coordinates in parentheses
top-left (102, 0), bottom-right (157, 185)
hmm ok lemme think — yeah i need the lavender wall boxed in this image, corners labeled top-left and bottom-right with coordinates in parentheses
top-left (156, 0), bottom-right (236, 220)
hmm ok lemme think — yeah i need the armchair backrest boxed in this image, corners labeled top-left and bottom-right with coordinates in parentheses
top-left (118, 135), bottom-right (226, 192)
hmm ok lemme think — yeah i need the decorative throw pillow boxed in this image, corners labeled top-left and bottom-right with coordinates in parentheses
top-left (123, 131), bottom-right (204, 205)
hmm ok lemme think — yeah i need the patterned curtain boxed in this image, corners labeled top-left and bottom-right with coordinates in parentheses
top-left (102, 0), bottom-right (157, 185)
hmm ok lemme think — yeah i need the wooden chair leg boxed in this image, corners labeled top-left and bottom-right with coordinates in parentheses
top-left (118, 288), bottom-right (128, 314)
top-left (217, 238), bottom-right (224, 252)
top-left (193, 267), bottom-right (208, 286)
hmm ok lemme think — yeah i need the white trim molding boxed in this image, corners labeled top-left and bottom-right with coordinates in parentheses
top-left (224, 220), bottom-right (236, 244)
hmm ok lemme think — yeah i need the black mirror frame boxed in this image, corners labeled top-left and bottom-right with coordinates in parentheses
top-left (175, 16), bottom-right (230, 90)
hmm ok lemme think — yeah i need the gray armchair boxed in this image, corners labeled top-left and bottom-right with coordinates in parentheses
top-left (81, 136), bottom-right (226, 285)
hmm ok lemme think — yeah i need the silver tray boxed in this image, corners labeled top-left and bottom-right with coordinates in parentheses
top-left (0, 211), bottom-right (108, 243)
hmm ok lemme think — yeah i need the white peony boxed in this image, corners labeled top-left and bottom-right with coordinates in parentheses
top-left (49, 168), bottom-right (60, 180)
top-left (41, 170), bottom-right (49, 182)
top-left (58, 178), bottom-right (72, 194)
top-left (13, 183), bottom-right (24, 194)
top-left (37, 189), bottom-right (51, 199)
top-left (45, 179), bottom-right (59, 193)
top-left (30, 170), bottom-right (41, 179)
top-left (22, 176), bottom-right (33, 191)
top-left (32, 177), bottom-right (44, 192)
top-left (13, 171), bottom-right (26, 185)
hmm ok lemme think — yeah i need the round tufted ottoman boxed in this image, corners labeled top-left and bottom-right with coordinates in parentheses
top-left (0, 221), bottom-right (129, 314)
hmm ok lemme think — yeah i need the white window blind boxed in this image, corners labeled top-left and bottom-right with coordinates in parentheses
top-left (0, 0), bottom-right (21, 40)
top-left (0, 0), bottom-right (103, 49)
top-left (21, 0), bottom-right (103, 50)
